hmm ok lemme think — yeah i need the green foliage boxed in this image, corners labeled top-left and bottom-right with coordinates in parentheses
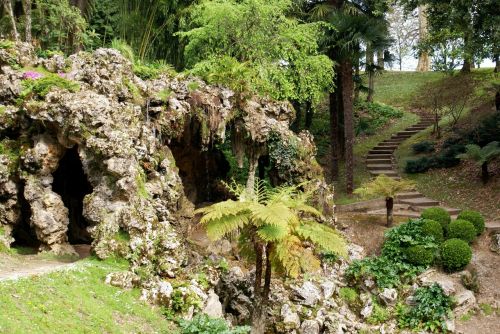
top-left (354, 101), bottom-right (404, 136)
top-left (339, 287), bottom-right (361, 310)
top-left (421, 219), bottom-right (444, 243)
top-left (179, 314), bottom-right (250, 334)
top-left (367, 301), bottom-right (390, 325)
top-left (0, 40), bottom-right (14, 49)
top-left (412, 141), bottom-right (436, 154)
top-left (267, 131), bottom-right (300, 182)
top-left (405, 144), bottom-right (465, 173)
top-left (420, 208), bottom-right (451, 230)
top-left (405, 245), bottom-right (435, 266)
top-left (111, 39), bottom-right (136, 62)
top-left (170, 289), bottom-right (203, 314)
top-left (31, 0), bottom-right (95, 54)
top-left (440, 238), bottom-right (472, 272)
top-left (179, 0), bottom-right (333, 102)
top-left (19, 73), bottom-right (80, 102)
top-left (457, 141), bottom-right (500, 166)
top-left (397, 284), bottom-right (453, 333)
top-left (457, 210), bottom-right (485, 235)
top-left (354, 174), bottom-right (415, 199)
top-left (447, 220), bottom-right (477, 243)
top-left (195, 181), bottom-right (346, 278)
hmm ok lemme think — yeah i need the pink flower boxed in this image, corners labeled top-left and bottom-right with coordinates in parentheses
top-left (57, 72), bottom-right (67, 78)
top-left (23, 71), bottom-right (43, 80)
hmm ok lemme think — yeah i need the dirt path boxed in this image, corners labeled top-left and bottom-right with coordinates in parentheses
top-left (0, 244), bottom-right (90, 281)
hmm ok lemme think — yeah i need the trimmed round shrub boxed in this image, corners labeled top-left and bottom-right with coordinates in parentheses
top-left (447, 219), bottom-right (477, 243)
top-left (440, 238), bottom-right (472, 272)
top-left (405, 245), bottom-right (435, 266)
top-left (421, 219), bottom-right (444, 242)
top-left (457, 210), bottom-right (485, 235)
top-left (421, 207), bottom-right (451, 230)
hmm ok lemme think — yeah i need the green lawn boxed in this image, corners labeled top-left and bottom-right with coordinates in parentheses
top-left (0, 257), bottom-right (176, 334)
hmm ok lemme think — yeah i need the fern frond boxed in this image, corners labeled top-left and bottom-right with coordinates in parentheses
top-left (257, 224), bottom-right (289, 242)
top-left (204, 213), bottom-right (249, 240)
top-left (196, 200), bottom-right (250, 224)
top-left (250, 202), bottom-right (294, 229)
top-left (272, 236), bottom-right (303, 278)
top-left (296, 222), bottom-right (347, 257)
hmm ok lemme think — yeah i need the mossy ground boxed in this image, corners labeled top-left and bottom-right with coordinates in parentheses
top-left (0, 256), bottom-right (177, 334)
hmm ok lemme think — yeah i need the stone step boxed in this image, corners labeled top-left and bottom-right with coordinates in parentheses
top-left (382, 140), bottom-right (404, 144)
top-left (378, 142), bottom-right (400, 147)
top-left (486, 222), bottom-right (500, 234)
top-left (406, 126), bottom-right (428, 130)
top-left (367, 164), bottom-right (393, 171)
top-left (366, 158), bottom-right (393, 164)
top-left (396, 191), bottom-right (422, 199)
top-left (369, 149), bottom-right (395, 154)
top-left (366, 154), bottom-right (393, 159)
top-left (391, 134), bottom-right (412, 139)
top-left (369, 170), bottom-right (399, 177)
top-left (396, 130), bottom-right (419, 136)
top-left (401, 197), bottom-right (440, 207)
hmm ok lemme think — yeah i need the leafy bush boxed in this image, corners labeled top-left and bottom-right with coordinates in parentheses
top-left (421, 219), bottom-right (444, 243)
top-left (447, 220), bottom-right (477, 243)
top-left (412, 141), bottom-right (435, 154)
top-left (440, 238), bottom-right (472, 272)
top-left (397, 284), bottom-right (453, 333)
top-left (457, 210), bottom-right (485, 235)
top-left (405, 144), bottom-right (465, 173)
top-left (405, 245), bottom-right (435, 266)
top-left (179, 314), bottom-right (250, 334)
top-left (19, 74), bottom-right (80, 101)
top-left (381, 219), bottom-right (437, 262)
top-left (421, 208), bottom-right (451, 230)
top-left (354, 101), bottom-right (403, 135)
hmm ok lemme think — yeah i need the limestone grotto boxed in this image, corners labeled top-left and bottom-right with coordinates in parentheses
top-left (0, 41), bottom-right (482, 334)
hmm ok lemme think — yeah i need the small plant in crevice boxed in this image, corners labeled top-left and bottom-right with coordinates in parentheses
top-left (461, 268), bottom-right (480, 293)
top-left (367, 301), bottom-right (390, 325)
top-left (397, 284), bottom-right (453, 333)
top-left (339, 287), bottom-right (362, 311)
top-left (18, 73), bottom-right (80, 103)
top-left (178, 314), bottom-right (250, 334)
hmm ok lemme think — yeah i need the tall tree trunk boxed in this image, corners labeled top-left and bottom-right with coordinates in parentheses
top-left (377, 50), bottom-right (384, 70)
top-left (329, 91), bottom-right (340, 181)
top-left (461, 33), bottom-right (472, 73)
top-left (416, 5), bottom-right (430, 72)
top-left (354, 56), bottom-right (360, 102)
top-left (304, 100), bottom-right (313, 129)
top-left (495, 55), bottom-right (500, 73)
top-left (386, 197), bottom-right (394, 227)
top-left (366, 46), bottom-right (375, 102)
top-left (341, 60), bottom-right (354, 194)
top-left (481, 162), bottom-right (489, 184)
top-left (22, 0), bottom-right (31, 44)
top-left (251, 239), bottom-right (265, 334)
top-left (3, 0), bottom-right (19, 42)
top-left (262, 243), bottom-right (273, 305)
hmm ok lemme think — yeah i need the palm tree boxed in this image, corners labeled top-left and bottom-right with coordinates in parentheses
top-left (457, 141), bottom-right (500, 184)
top-left (354, 174), bottom-right (415, 226)
top-left (196, 181), bottom-right (346, 334)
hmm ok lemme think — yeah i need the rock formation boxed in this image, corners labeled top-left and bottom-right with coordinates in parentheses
top-left (0, 41), bottom-right (328, 279)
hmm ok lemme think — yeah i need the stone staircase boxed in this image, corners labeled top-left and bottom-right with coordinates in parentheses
top-left (365, 114), bottom-right (461, 216)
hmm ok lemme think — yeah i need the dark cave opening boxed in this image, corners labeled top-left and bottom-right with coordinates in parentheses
top-left (171, 145), bottom-right (230, 204)
top-left (11, 182), bottom-right (39, 248)
top-left (52, 146), bottom-right (93, 244)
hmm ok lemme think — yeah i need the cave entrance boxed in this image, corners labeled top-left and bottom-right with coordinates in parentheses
top-left (11, 182), bottom-right (39, 249)
top-left (52, 146), bottom-right (93, 244)
top-left (171, 145), bottom-right (230, 205)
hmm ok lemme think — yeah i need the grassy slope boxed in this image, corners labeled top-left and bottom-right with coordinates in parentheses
top-left (312, 71), bottom-right (442, 204)
top-left (0, 256), bottom-right (176, 334)
top-left (385, 69), bottom-right (500, 219)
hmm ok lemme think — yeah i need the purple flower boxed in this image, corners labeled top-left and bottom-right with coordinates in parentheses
top-left (57, 72), bottom-right (67, 78)
top-left (23, 71), bottom-right (43, 80)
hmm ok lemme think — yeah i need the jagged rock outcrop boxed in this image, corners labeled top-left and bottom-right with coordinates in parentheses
top-left (0, 40), bottom-right (328, 279)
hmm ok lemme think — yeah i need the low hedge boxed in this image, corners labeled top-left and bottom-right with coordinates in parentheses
top-left (447, 219), bottom-right (477, 243)
top-left (440, 238), bottom-right (472, 272)
top-left (457, 210), bottom-right (485, 235)
top-left (421, 208), bottom-right (451, 230)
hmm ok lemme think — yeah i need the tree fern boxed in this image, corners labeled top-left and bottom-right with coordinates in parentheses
top-left (296, 222), bottom-right (348, 257)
